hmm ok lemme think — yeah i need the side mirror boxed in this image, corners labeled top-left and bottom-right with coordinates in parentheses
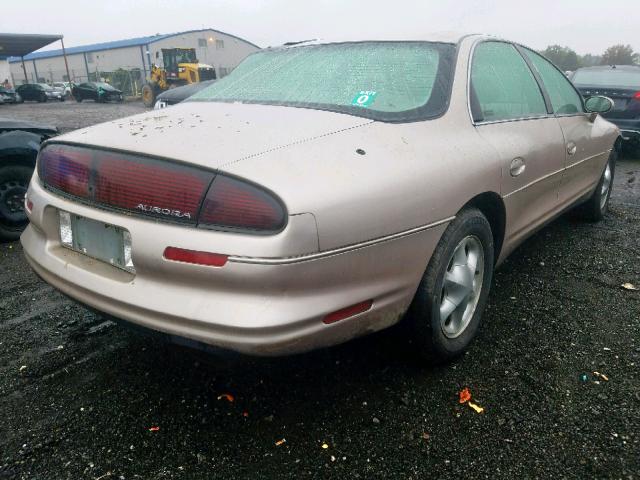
top-left (585, 95), bottom-right (614, 114)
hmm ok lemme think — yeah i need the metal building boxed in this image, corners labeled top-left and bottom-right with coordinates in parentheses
top-left (8, 28), bottom-right (260, 94)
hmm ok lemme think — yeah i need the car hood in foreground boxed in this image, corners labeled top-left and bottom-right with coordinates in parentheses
top-left (54, 102), bottom-right (373, 170)
top-left (0, 118), bottom-right (58, 136)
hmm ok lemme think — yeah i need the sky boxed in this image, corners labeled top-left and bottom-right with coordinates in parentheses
top-left (5, 0), bottom-right (640, 55)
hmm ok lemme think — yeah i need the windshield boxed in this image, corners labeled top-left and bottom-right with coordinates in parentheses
top-left (38, 84), bottom-right (53, 91)
top-left (95, 82), bottom-right (114, 89)
top-left (572, 68), bottom-right (640, 89)
top-left (189, 42), bottom-right (456, 122)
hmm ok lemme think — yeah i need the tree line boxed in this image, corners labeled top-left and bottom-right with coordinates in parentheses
top-left (540, 44), bottom-right (639, 71)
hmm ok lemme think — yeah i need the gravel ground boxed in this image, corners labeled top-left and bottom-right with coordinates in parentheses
top-left (0, 102), bottom-right (639, 479)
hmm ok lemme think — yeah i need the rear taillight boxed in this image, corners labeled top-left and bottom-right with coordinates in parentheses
top-left (634, 92), bottom-right (640, 100)
top-left (93, 153), bottom-right (210, 220)
top-left (39, 144), bottom-right (214, 224)
top-left (199, 175), bottom-right (286, 232)
top-left (39, 144), bottom-right (91, 197)
top-left (38, 144), bottom-right (286, 233)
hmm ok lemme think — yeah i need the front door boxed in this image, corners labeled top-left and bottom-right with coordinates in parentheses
top-left (521, 48), bottom-right (611, 206)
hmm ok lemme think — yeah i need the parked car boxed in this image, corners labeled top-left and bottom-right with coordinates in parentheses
top-left (53, 82), bottom-right (73, 97)
top-left (15, 83), bottom-right (65, 102)
top-left (22, 35), bottom-right (619, 362)
top-left (0, 118), bottom-right (57, 240)
top-left (571, 65), bottom-right (640, 152)
top-left (72, 82), bottom-right (123, 103)
top-left (0, 87), bottom-right (23, 104)
top-left (153, 80), bottom-right (217, 109)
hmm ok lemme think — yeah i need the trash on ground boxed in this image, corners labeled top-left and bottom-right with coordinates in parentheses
top-left (459, 387), bottom-right (472, 404)
top-left (19, 365), bottom-right (27, 372)
top-left (580, 373), bottom-right (589, 382)
top-left (322, 443), bottom-right (329, 449)
top-left (275, 438), bottom-right (286, 446)
top-left (242, 411), bottom-right (249, 417)
top-left (217, 393), bottom-right (235, 403)
top-left (148, 426), bottom-right (160, 432)
top-left (621, 283), bottom-right (638, 291)
top-left (458, 387), bottom-right (485, 413)
top-left (594, 371), bottom-right (609, 382)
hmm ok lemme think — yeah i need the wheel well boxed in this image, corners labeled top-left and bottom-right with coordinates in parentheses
top-left (0, 153), bottom-right (37, 169)
top-left (464, 192), bottom-right (506, 263)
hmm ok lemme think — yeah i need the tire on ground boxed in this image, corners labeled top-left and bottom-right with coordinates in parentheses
top-left (579, 149), bottom-right (616, 222)
top-left (404, 208), bottom-right (495, 364)
top-left (0, 164), bottom-right (33, 241)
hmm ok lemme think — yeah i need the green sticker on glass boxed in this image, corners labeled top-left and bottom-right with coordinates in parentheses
top-left (351, 91), bottom-right (377, 108)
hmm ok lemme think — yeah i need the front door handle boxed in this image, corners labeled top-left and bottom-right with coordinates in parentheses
top-left (510, 157), bottom-right (526, 177)
top-left (567, 142), bottom-right (577, 156)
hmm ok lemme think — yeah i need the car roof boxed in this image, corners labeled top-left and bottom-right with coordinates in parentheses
top-left (272, 33), bottom-right (487, 49)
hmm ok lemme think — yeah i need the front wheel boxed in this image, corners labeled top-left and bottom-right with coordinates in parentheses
top-left (579, 150), bottom-right (616, 222)
top-left (404, 208), bottom-right (495, 363)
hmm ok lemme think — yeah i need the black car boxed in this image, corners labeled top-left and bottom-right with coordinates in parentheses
top-left (0, 118), bottom-right (58, 240)
top-left (571, 65), bottom-right (640, 151)
top-left (15, 83), bottom-right (65, 102)
top-left (0, 87), bottom-right (23, 104)
top-left (153, 80), bottom-right (216, 109)
top-left (72, 82), bottom-right (123, 103)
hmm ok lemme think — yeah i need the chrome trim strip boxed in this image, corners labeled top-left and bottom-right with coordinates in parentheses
top-left (229, 217), bottom-right (456, 265)
top-left (565, 151), bottom-right (607, 170)
top-left (502, 167), bottom-right (565, 198)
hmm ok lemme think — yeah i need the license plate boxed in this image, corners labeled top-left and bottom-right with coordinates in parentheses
top-left (59, 211), bottom-right (134, 272)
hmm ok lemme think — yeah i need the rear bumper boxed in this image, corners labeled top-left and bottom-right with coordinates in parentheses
top-left (21, 177), bottom-right (446, 356)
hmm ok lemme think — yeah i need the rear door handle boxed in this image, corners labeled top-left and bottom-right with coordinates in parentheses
top-left (510, 157), bottom-right (526, 177)
top-left (567, 142), bottom-right (577, 156)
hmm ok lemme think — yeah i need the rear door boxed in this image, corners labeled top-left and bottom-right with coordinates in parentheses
top-left (470, 41), bottom-right (567, 246)
top-left (521, 48), bottom-right (612, 207)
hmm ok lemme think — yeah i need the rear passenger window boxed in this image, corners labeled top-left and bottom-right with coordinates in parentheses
top-left (522, 49), bottom-right (584, 115)
top-left (471, 42), bottom-right (547, 123)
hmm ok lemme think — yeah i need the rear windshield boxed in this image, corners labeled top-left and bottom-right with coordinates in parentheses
top-left (572, 68), bottom-right (640, 89)
top-left (189, 42), bottom-right (456, 122)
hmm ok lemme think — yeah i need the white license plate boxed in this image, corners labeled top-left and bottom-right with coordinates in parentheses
top-left (59, 211), bottom-right (134, 272)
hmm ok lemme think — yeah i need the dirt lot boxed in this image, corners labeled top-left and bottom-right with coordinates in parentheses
top-left (1, 101), bottom-right (639, 479)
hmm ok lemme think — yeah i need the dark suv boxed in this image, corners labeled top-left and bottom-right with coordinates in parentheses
top-left (571, 65), bottom-right (640, 152)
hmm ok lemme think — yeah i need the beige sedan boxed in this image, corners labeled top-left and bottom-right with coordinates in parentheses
top-left (21, 34), bottom-right (620, 362)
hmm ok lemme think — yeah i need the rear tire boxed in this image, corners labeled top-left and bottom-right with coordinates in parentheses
top-left (404, 208), bottom-right (495, 364)
top-left (0, 164), bottom-right (33, 241)
top-left (579, 150), bottom-right (616, 222)
top-left (76, 95), bottom-right (83, 103)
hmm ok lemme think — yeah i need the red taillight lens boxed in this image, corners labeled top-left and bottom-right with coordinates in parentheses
top-left (39, 144), bottom-right (214, 224)
top-left (199, 175), bottom-right (286, 232)
top-left (38, 144), bottom-right (286, 233)
top-left (633, 92), bottom-right (640, 100)
top-left (163, 247), bottom-right (228, 267)
top-left (94, 153), bottom-right (210, 220)
top-left (323, 300), bottom-right (373, 324)
top-left (38, 144), bottom-right (91, 197)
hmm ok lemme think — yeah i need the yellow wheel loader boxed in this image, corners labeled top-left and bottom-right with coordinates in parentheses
top-left (142, 48), bottom-right (216, 107)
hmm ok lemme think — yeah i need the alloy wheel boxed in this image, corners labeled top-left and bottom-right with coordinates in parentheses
top-left (439, 235), bottom-right (485, 339)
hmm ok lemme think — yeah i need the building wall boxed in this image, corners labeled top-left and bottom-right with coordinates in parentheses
top-left (10, 47), bottom-right (144, 85)
top-left (9, 29), bottom-right (258, 85)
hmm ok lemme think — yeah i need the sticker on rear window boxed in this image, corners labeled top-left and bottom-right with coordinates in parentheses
top-left (351, 91), bottom-right (377, 108)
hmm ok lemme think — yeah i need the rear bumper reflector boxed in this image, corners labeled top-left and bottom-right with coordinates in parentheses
top-left (323, 300), bottom-right (373, 324)
top-left (163, 247), bottom-right (228, 267)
